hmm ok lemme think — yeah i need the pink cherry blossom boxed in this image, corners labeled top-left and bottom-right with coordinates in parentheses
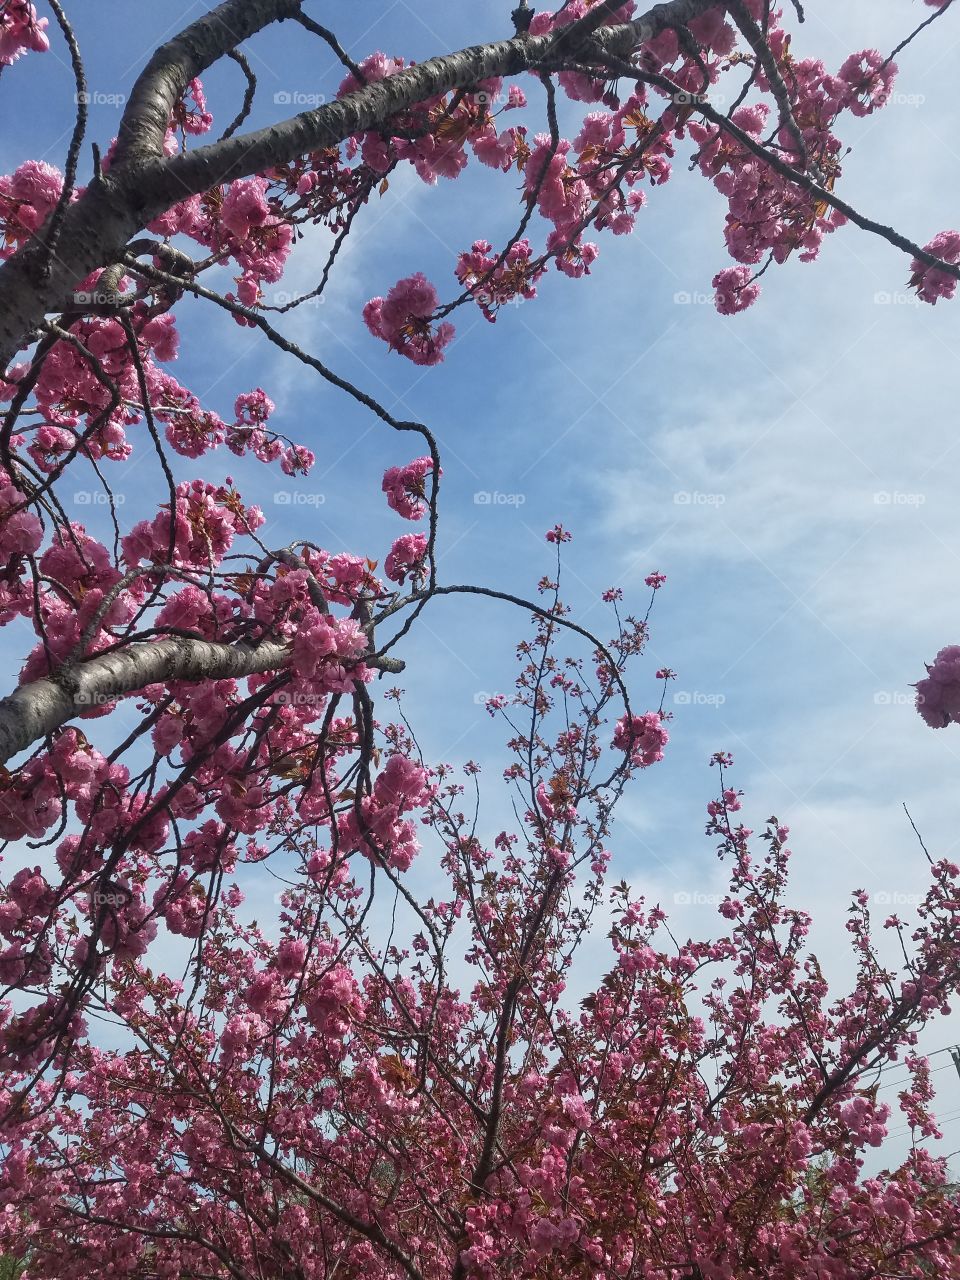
top-left (382, 455), bottom-right (436, 520)
top-left (364, 272), bottom-right (455, 364)
top-left (384, 531), bottom-right (428, 584)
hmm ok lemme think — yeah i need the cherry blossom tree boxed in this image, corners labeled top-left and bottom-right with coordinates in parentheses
top-left (1, 0), bottom-right (960, 1275)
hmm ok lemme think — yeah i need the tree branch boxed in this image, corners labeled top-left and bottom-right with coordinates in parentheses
top-left (0, 0), bottom-right (718, 370)
top-left (0, 636), bottom-right (288, 763)
top-left (0, 624), bottom-right (404, 762)
top-left (150, 0), bottom-right (718, 199)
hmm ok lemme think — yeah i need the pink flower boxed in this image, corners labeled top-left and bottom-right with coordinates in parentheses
top-left (374, 754), bottom-right (432, 809)
top-left (280, 444), bottom-right (315, 476)
top-left (220, 1013), bottom-right (256, 1062)
top-left (535, 781), bottom-right (555, 819)
top-left (836, 49), bottom-right (898, 117)
top-left (274, 938), bottom-right (307, 978)
top-left (7, 159), bottom-right (61, 213)
top-left (363, 273), bottom-right (455, 365)
top-left (337, 51), bottom-right (404, 98)
top-left (713, 265), bottom-right (761, 315)
top-left (613, 711), bottom-right (669, 767)
top-left (382, 456), bottom-right (436, 521)
top-left (0, 2), bottom-right (49, 65)
top-left (915, 645), bottom-right (960, 727)
top-left (221, 176), bottom-right (272, 240)
top-left (0, 160), bottom-right (63, 253)
top-left (455, 237), bottom-right (545, 320)
top-left (730, 103), bottom-right (770, 136)
top-left (910, 230), bottom-right (960, 304)
top-left (140, 313), bottom-right (179, 363)
top-left (122, 480), bottom-right (265, 574)
top-left (560, 1092), bottom-right (592, 1129)
top-left (0, 477), bottom-right (42, 559)
top-left (291, 612), bottom-right (368, 681)
top-left (547, 229), bottom-right (600, 278)
top-left (384, 532), bottom-right (428, 585)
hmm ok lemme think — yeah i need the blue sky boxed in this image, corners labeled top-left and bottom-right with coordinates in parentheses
top-left (5, 0), bottom-right (960, 1170)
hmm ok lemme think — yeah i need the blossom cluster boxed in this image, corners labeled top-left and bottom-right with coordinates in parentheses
top-left (0, 0), bottom-right (48, 66)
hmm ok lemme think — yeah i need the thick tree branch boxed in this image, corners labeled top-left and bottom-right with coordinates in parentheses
top-left (0, 636), bottom-right (288, 763)
top-left (150, 0), bottom-right (718, 199)
top-left (0, 628), bottom-right (404, 762)
top-left (0, 0), bottom-right (718, 370)
top-left (111, 0), bottom-right (302, 169)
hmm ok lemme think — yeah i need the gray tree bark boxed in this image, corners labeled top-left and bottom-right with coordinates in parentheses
top-left (0, 637), bottom-right (290, 763)
top-left (0, 0), bottom-right (717, 370)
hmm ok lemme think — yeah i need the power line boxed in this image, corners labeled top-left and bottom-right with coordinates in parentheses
top-left (877, 1059), bottom-right (958, 1094)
